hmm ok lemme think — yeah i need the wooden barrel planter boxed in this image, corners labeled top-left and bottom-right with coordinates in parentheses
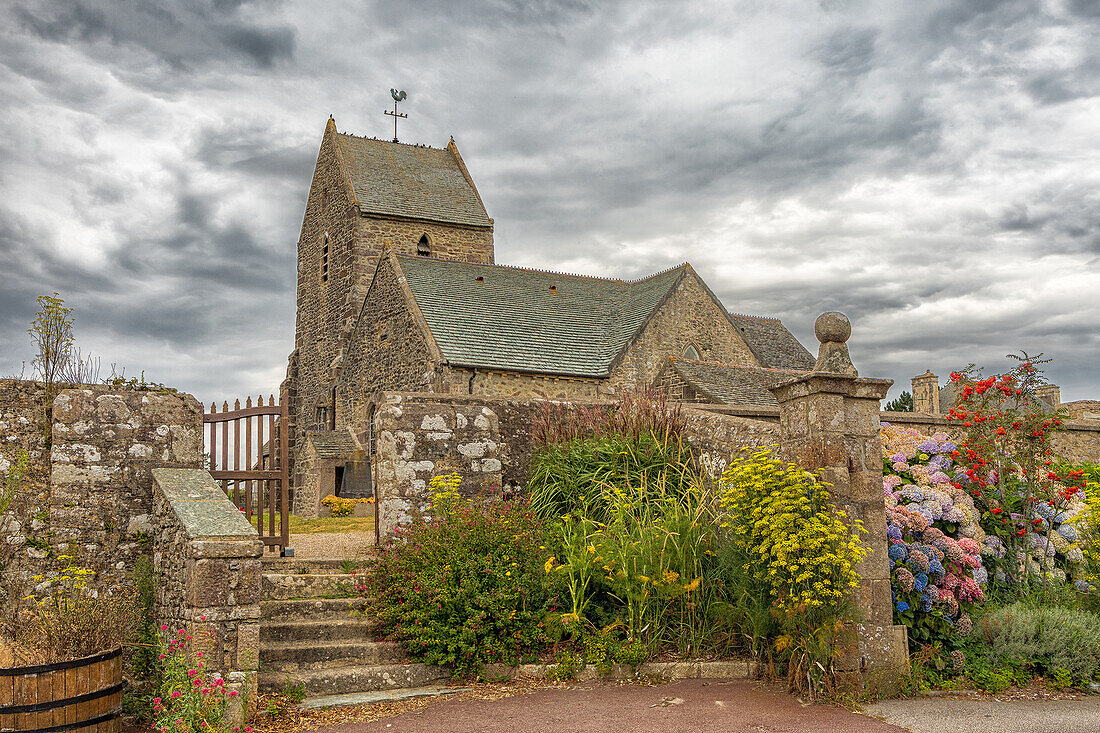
top-left (0, 648), bottom-right (122, 733)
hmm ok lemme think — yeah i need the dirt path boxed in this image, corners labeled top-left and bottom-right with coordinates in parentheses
top-left (307, 679), bottom-right (907, 733)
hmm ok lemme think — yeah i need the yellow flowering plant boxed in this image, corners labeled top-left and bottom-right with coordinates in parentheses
top-left (718, 447), bottom-right (866, 696)
top-left (320, 493), bottom-right (374, 517)
top-left (719, 448), bottom-right (866, 617)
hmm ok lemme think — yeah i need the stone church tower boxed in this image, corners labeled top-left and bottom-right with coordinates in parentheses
top-left (283, 119), bottom-right (495, 488)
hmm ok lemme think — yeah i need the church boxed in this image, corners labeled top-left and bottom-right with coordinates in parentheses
top-left (282, 119), bottom-right (814, 516)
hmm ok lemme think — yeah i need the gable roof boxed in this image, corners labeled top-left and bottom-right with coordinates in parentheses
top-left (395, 254), bottom-right (686, 378)
top-left (728, 314), bottom-right (815, 370)
top-left (333, 133), bottom-right (491, 227)
top-left (670, 359), bottom-right (808, 407)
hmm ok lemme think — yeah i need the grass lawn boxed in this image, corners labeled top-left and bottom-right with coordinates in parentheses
top-left (251, 512), bottom-right (376, 535)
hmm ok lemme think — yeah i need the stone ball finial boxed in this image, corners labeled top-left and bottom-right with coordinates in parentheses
top-left (815, 311), bottom-right (851, 344)
top-left (812, 311), bottom-right (857, 376)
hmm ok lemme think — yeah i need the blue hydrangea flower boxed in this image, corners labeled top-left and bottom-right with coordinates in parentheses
top-left (1057, 524), bottom-right (1078, 542)
top-left (887, 526), bottom-right (903, 541)
top-left (896, 601), bottom-right (910, 613)
top-left (888, 544), bottom-right (908, 563)
top-left (914, 573), bottom-right (929, 592)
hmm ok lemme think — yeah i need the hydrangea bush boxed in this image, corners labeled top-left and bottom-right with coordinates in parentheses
top-left (882, 426), bottom-right (985, 647)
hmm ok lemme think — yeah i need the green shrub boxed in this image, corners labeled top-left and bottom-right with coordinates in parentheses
top-left (528, 430), bottom-right (697, 523)
top-left (977, 603), bottom-right (1100, 681)
top-left (361, 475), bottom-right (558, 678)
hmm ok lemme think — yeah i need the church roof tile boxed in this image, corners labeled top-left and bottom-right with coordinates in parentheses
top-left (397, 255), bottom-right (686, 378)
top-left (670, 359), bottom-right (808, 407)
top-left (728, 314), bottom-right (815, 370)
top-left (334, 134), bottom-right (491, 227)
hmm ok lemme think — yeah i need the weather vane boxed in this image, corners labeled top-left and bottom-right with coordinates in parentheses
top-left (385, 88), bottom-right (407, 142)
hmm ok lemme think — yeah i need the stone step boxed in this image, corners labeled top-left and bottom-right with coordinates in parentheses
top-left (262, 572), bottom-right (360, 600)
top-left (260, 640), bottom-right (406, 673)
top-left (261, 597), bottom-right (367, 623)
top-left (262, 558), bottom-right (362, 575)
top-left (259, 663), bottom-right (446, 696)
top-left (261, 619), bottom-right (382, 644)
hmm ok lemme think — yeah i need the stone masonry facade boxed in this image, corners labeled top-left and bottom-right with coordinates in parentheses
top-left (607, 270), bottom-right (758, 391)
top-left (286, 121), bottom-right (494, 490)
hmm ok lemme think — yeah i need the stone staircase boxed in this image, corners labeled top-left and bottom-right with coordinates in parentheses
top-left (259, 558), bottom-right (445, 696)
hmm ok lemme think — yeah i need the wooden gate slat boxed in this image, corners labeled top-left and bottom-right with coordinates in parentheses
top-left (204, 394), bottom-right (289, 551)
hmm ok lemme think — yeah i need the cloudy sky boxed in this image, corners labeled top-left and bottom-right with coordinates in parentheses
top-left (1, 0), bottom-right (1097, 405)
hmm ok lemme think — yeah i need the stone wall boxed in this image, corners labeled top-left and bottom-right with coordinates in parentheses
top-left (151, 469), bottom-right (261, 713)
top-left (883, 412), bottom-right (1100, 464)
top-left (1, 383), bottom-right (203, 613)
top-left (370, 393), bottom-right (505, 537)
top-left (608, 269), bottom-right (759, 391)
top-left (364, 392), bottom-right (784, 539)
top-left (680, 407), bottom-right (782, 479)
top-left (0, 380), bottom-right (49, 605)
top-left (49, 388), bottom-right (204, 590)
top-left (457, 367), bottom-right (602, 400)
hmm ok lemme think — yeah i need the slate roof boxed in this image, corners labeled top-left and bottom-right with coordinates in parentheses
top-left (306, 430), bottom-right (358, 459)
top-left (670, 359), bottom-right (808, 407)
top-left (729, 314), bottom-right (815, 370)
top-left (397, 255), bottom-right (686, 378)
top-left (334, 134), bottom-right (491, 227)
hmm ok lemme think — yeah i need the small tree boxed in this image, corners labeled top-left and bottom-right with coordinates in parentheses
top-left (27, 293), bottom-right (74, 398)
top-left (947, 353), bottom-right (1071, 592)
top-left (884, 390), bottom-right (914, 412)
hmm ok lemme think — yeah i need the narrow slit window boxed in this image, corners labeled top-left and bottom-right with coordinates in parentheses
top-left (320, 235), bottom-right (330, 282)
top-left (417, 234), bottom-right (431, 256)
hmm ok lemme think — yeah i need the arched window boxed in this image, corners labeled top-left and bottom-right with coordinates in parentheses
top-left (682, 344), bottom-right (700, 360)
top-left (417, 234), bottom-right (431, 256)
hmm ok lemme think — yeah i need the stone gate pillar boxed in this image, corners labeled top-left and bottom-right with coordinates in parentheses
top-left (769, 312), bottom-right (908, 676)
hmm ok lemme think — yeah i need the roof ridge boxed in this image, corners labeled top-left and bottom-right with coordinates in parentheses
top-left (336, 130), bottom-right (444, 150)
top-left (395, 254), bottom-right (685, 285)
top-left (730, 312), bottom-right (782, 321)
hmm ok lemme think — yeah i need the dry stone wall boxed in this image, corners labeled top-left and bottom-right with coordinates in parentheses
top-left (0, 382), bottom-right (204, 616)
top-left (0, 380), bottom-right (49, 605)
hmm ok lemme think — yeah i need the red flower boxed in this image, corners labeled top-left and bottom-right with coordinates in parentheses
top-left (991, 508), bottom-right (1002, 515)
top-left (1017, 528), bottom-right (1026, 537)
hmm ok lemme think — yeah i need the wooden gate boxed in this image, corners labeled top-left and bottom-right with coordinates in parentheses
top-left (204, 394), bottom-right (289, 551)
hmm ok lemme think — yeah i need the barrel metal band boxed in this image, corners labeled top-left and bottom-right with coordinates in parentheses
top-left (0, 708), bottom-right (120, 733)
top-left (0, 648), bottom-right (122, 677)
top-left (0, 682), bottom-right (124, 714)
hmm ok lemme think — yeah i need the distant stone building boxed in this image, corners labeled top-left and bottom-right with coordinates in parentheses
top-left (283, 120), bottom-right (813, 514)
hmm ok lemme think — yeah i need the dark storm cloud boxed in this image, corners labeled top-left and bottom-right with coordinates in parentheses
top-left (12, 1), bottom-right (296, 73)
top-left (0, 0), bottom-right (1096, 401)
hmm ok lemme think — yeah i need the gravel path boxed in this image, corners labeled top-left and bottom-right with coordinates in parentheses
top-left (288, 531), bottom-right (376, 560)
top-left (862, 695), bottom-right (1100, 733)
